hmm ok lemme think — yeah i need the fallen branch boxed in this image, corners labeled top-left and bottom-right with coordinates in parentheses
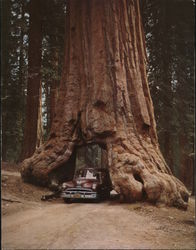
top-left (2, 197), bottom-right (22, 203)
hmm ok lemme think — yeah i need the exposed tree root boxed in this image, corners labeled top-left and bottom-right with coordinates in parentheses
top-left (20, 138), bottom-right (75, 186)
top-left (108, 143), bottom-right (189, 209)
top-left (20, 136), bottom-right (189, 210)
top-left (2, 198), bottom-right (22, 203)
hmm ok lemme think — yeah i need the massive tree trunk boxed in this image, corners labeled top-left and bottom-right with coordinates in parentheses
top-left (20, 0), bottom-right (42, 160)
top-left (20, 0), bottom-right (189, 209)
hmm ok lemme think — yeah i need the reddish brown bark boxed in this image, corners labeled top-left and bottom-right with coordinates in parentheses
top-left (101, 149), bottom-right (108, 168)
top-left (163, 130), bottom-right (174, 173)
top-left (20, 0), bottom-right (189, 209)
top-left (179, 134), bottom-right (194, 192)
top-left (20, 0), bottom-right (42, 160)
top-left (50, 50), bottom-right (58, 126)
top-left (36, 84), bottom-right (43, 148)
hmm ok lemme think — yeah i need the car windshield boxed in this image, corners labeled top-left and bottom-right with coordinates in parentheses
top-left (76, 169), bottom-right (98, 180)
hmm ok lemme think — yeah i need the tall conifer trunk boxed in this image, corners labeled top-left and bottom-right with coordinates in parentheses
top-left (20, 0), bottom-right (189, 209)
top-left (2, 0), bottom-right (11, 161)
top-left (20, 0), bottom-right (42, 160)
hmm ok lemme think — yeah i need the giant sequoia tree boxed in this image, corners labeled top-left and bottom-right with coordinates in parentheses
top-left (20, 0), bottom-right (189, 209)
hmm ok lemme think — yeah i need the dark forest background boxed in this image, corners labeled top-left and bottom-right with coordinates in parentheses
top-left (1, 0), bottom-right (194, 191)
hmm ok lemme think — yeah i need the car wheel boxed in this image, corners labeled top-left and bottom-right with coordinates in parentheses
top-left (92, 194), bottom-right (101, 203)
top-left (100, 191), bottom-right (110, 200)
top-left (93, 198), bottom-right (100, 203)
top-left (105, 191), bottom-right (110, 200)
top-left (41, 195), bottom-right (46, 201)
top-left (64, 198), bottom-right (72, 203)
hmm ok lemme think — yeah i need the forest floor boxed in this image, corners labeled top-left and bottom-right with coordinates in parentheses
top-left (1, 162), bottom-right (195, 249)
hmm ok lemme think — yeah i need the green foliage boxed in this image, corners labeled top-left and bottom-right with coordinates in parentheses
top-left (141, 0), bottom-right (194, 180)
top-left (1, 0), bottom-right (28, 162)
top-left (1, 0), bottom-right (66, 162)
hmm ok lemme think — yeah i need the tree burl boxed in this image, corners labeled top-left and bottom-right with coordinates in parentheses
top-left (20, 0), bottom-right (189, 209)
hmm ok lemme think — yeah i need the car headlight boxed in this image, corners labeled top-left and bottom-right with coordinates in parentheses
top-left (92, 183), bottom-right (97, 190)
top-left (62, 183), bottom-right (67, 188)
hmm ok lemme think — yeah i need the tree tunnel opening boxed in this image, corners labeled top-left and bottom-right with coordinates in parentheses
top-left (75, 143), bottom-right (108, 171)
top-left (49, 143), bottom-right (108, 186)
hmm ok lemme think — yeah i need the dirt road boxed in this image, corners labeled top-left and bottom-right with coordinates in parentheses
top-left (2, 169), bottom-right (195, 249)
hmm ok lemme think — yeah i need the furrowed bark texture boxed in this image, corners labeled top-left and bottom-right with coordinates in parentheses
top-left (20, 0), bottom-right (189, 209)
